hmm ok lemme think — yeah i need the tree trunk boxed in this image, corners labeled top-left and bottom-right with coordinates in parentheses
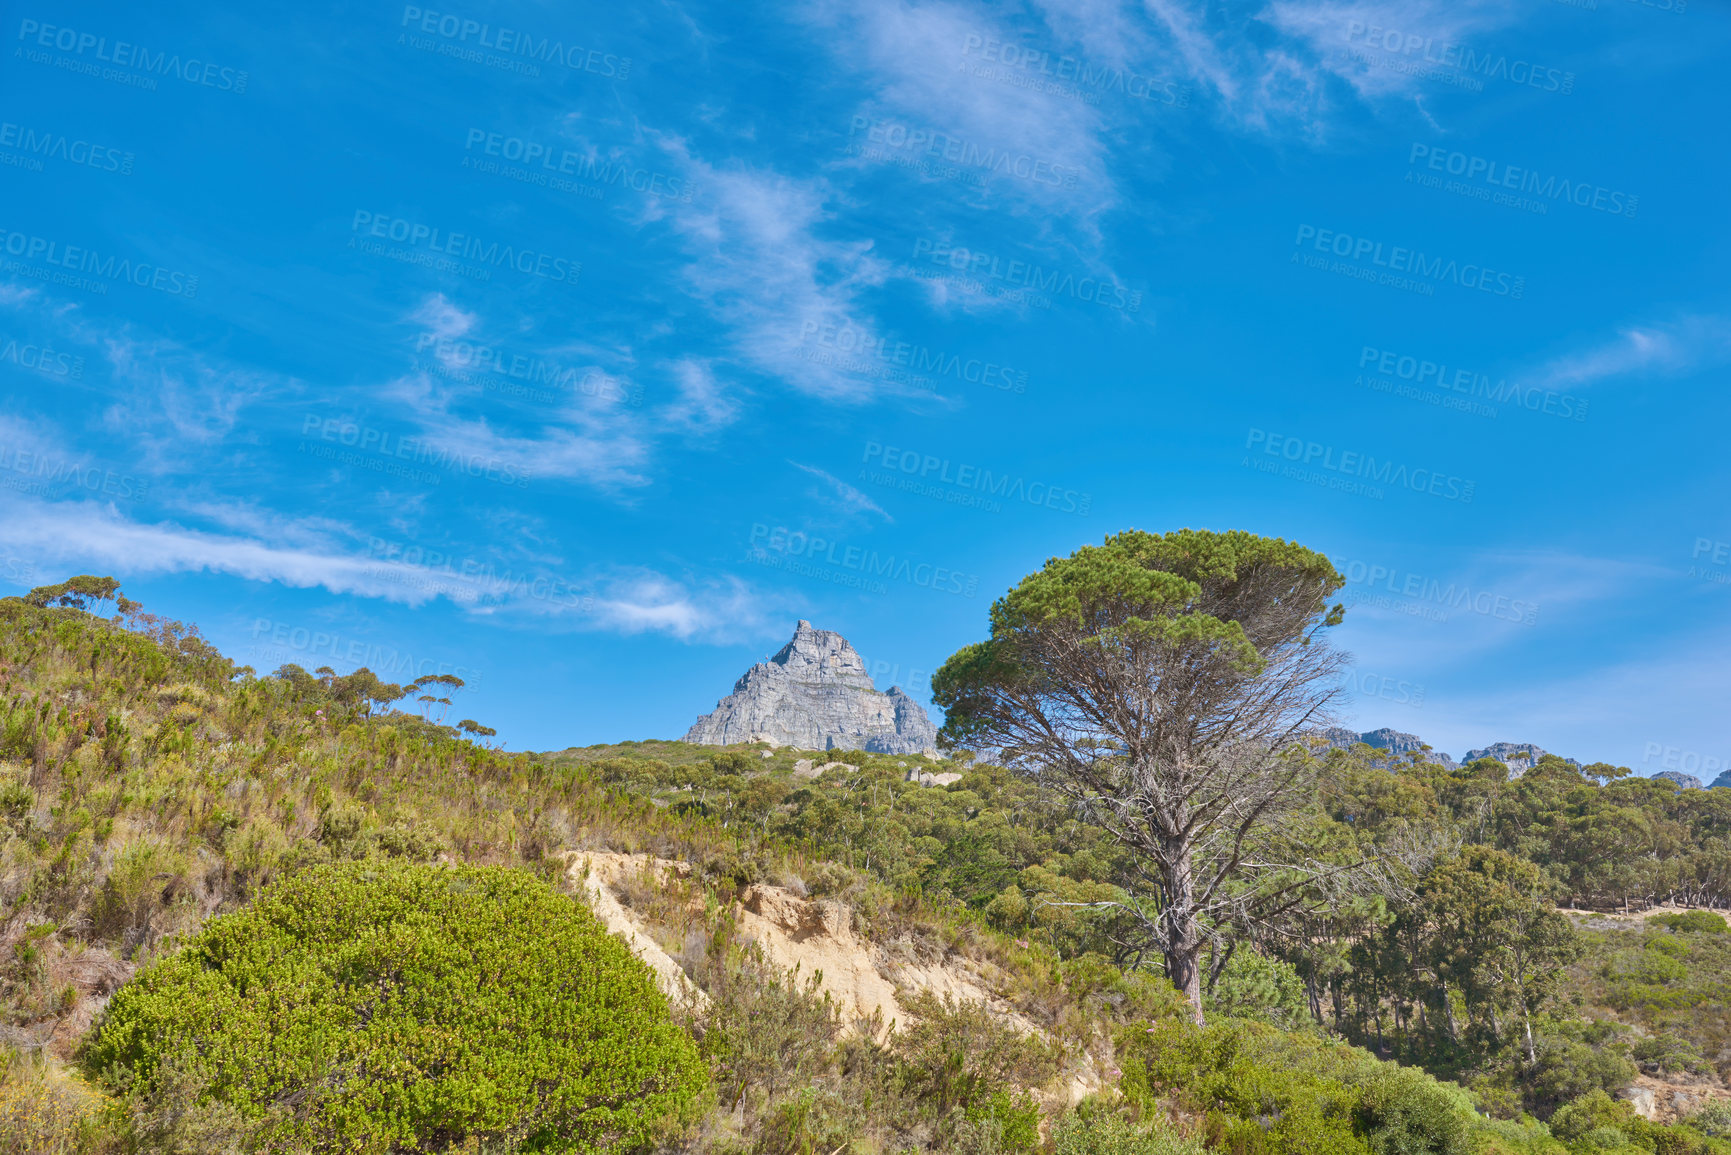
top-left (1162, 843), bottom-right (1205, 1024)
top-left (1166, 940), bottom-right (1204, 1024)
top-left (1516, 972), bottom-right (1538, 1065)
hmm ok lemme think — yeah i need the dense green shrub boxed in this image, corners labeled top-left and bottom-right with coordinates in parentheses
top-left (82, 860), bottom-right (707, 1152)
top-left (1547, 1089), bottom-right (1642, 1146)
top-left (1354, 1065), bottom-right (1472, 1155)
top-left (1050, 1102), bottom-right (1204, 1155)
top-left (1118, 1019), bottom-right (1475, 1155)
top-left (1206, 949), bottom-right (1311, 1030)
top-left (1688, 1100), bottom-right (1731, 1139)
top-left (1649, 911), bottom-right (1729, 934)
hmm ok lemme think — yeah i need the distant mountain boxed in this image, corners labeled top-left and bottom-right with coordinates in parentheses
top-left (684, 620), bottom-right (939, 755)
top-left (1316, 731), bottom-right (1598, 777)
top-left (1316, 727), bottom-right (1456, 770)
top-left (1460, 741), bottom-right (1580, 774)
top-left (1653, 770), bottom-right (1705, 791)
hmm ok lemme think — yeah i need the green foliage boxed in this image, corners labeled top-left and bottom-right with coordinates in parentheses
top-left (1050, 1102), bottom-right (1205, 1155)
top-left (1547, 1090), bottom-right (1641, 1146)
top-left (1630, 1031), bottom-right (1707, 1074)
top-left (935, 527), bottom-right (1342, 744)
top-left (82, 860), bottom-right (707, 1153)
top-left (1119, 1018), bottom-right (1474, 1155)
top-left (896, 990), bottom-right (1056, 1129)
top-left (1207, 949), bottom-right (1312, 1030)
top-left (1649, 912), bottom-right (1729, 935)
top-left (9, 576), bottom-right (1731, 1155)
top-left (1687, 1101), bottom-right (1731, 1139)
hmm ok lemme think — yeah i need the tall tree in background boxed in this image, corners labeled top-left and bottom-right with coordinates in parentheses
top-left (933, 528), bottom-right (1351, 1022)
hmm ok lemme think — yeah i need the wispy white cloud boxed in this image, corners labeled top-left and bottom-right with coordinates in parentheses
top-left (0, 287), bottom-right (291, 461)
top-left (808, 0), bottom-right (1117, 221)
top-left (385, 369), bottom-right (650, 489)
top-left (1260, 0), bottom-right (1519, 106)
top-left (790, 461), bottom-right (893, 523)
top-left (1, 497), bottom-right (424, 604)
top-left (584, 568), bottom-right (789, 642)
top-left (660, 357), bottom-right (740, 433)
top-left (1533, 315), bottom-right (1731, 389)
top-left (386, 300), bottom-right (653, 489)
top-left (408, 293), bottom-right (477, 341)
top-left (659, 147), bottom-right (898, 401)
top-left (0, 496), bottom-right (782, 642)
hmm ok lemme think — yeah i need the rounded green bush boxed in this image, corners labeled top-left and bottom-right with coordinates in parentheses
top-left (83, 860), bottom-right (707, 1152)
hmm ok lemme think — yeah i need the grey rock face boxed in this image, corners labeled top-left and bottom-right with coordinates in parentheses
top-left (1653, 770), bottom-right (1704, 791)
top-left (1319, 727), bottom-right (1362, 750)
top-left (685, 621), bottom-right (940, 754)
top-left (1462, 741), bottom-right (1578, 776)
top-left (1314, 727), bottom-right (1456, 770)
top-left (1359, 727), bottom-right (1427, 755)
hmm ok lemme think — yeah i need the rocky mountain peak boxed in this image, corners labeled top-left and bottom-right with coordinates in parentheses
top-left (684, 622), bottom-right (940, 755)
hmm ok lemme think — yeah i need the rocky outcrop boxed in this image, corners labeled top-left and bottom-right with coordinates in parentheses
top-left (685, 621), bottom-right (940, 754)
top-left (1316, 727), bottom-right (1456, 770)
top-left (1653, 770), bottom-right (1705, 791)
top-left (1462, 741), bottom-right (1579, 776)
top-left (1317, 731), bottom-right (1593, 776)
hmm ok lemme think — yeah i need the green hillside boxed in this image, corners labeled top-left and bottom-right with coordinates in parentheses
top-left (5, 583), bottom-right (1731, 1154)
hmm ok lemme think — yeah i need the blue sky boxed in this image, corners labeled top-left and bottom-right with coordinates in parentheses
top-left (2, 0), bottom-right (1727, 775)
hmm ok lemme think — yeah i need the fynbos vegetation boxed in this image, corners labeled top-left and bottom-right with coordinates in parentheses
top-left (5, 546), bottom-right (1731, 1154)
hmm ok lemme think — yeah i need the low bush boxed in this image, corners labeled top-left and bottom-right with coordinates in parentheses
top-left (1648, 912), bottom-right (1729, 935)
top-left (1050, 1103), bottom-right (1205, 1155)
top-left (81, 860), bottom-right (707, 1153)
top-left (1118, 1019), bottom-right (1475, 1155)
top-left (0, 1052), bottom-right (107, 1155)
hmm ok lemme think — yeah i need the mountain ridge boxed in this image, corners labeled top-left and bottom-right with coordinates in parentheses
top-left (684, 620), bottom-right (940, 754)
